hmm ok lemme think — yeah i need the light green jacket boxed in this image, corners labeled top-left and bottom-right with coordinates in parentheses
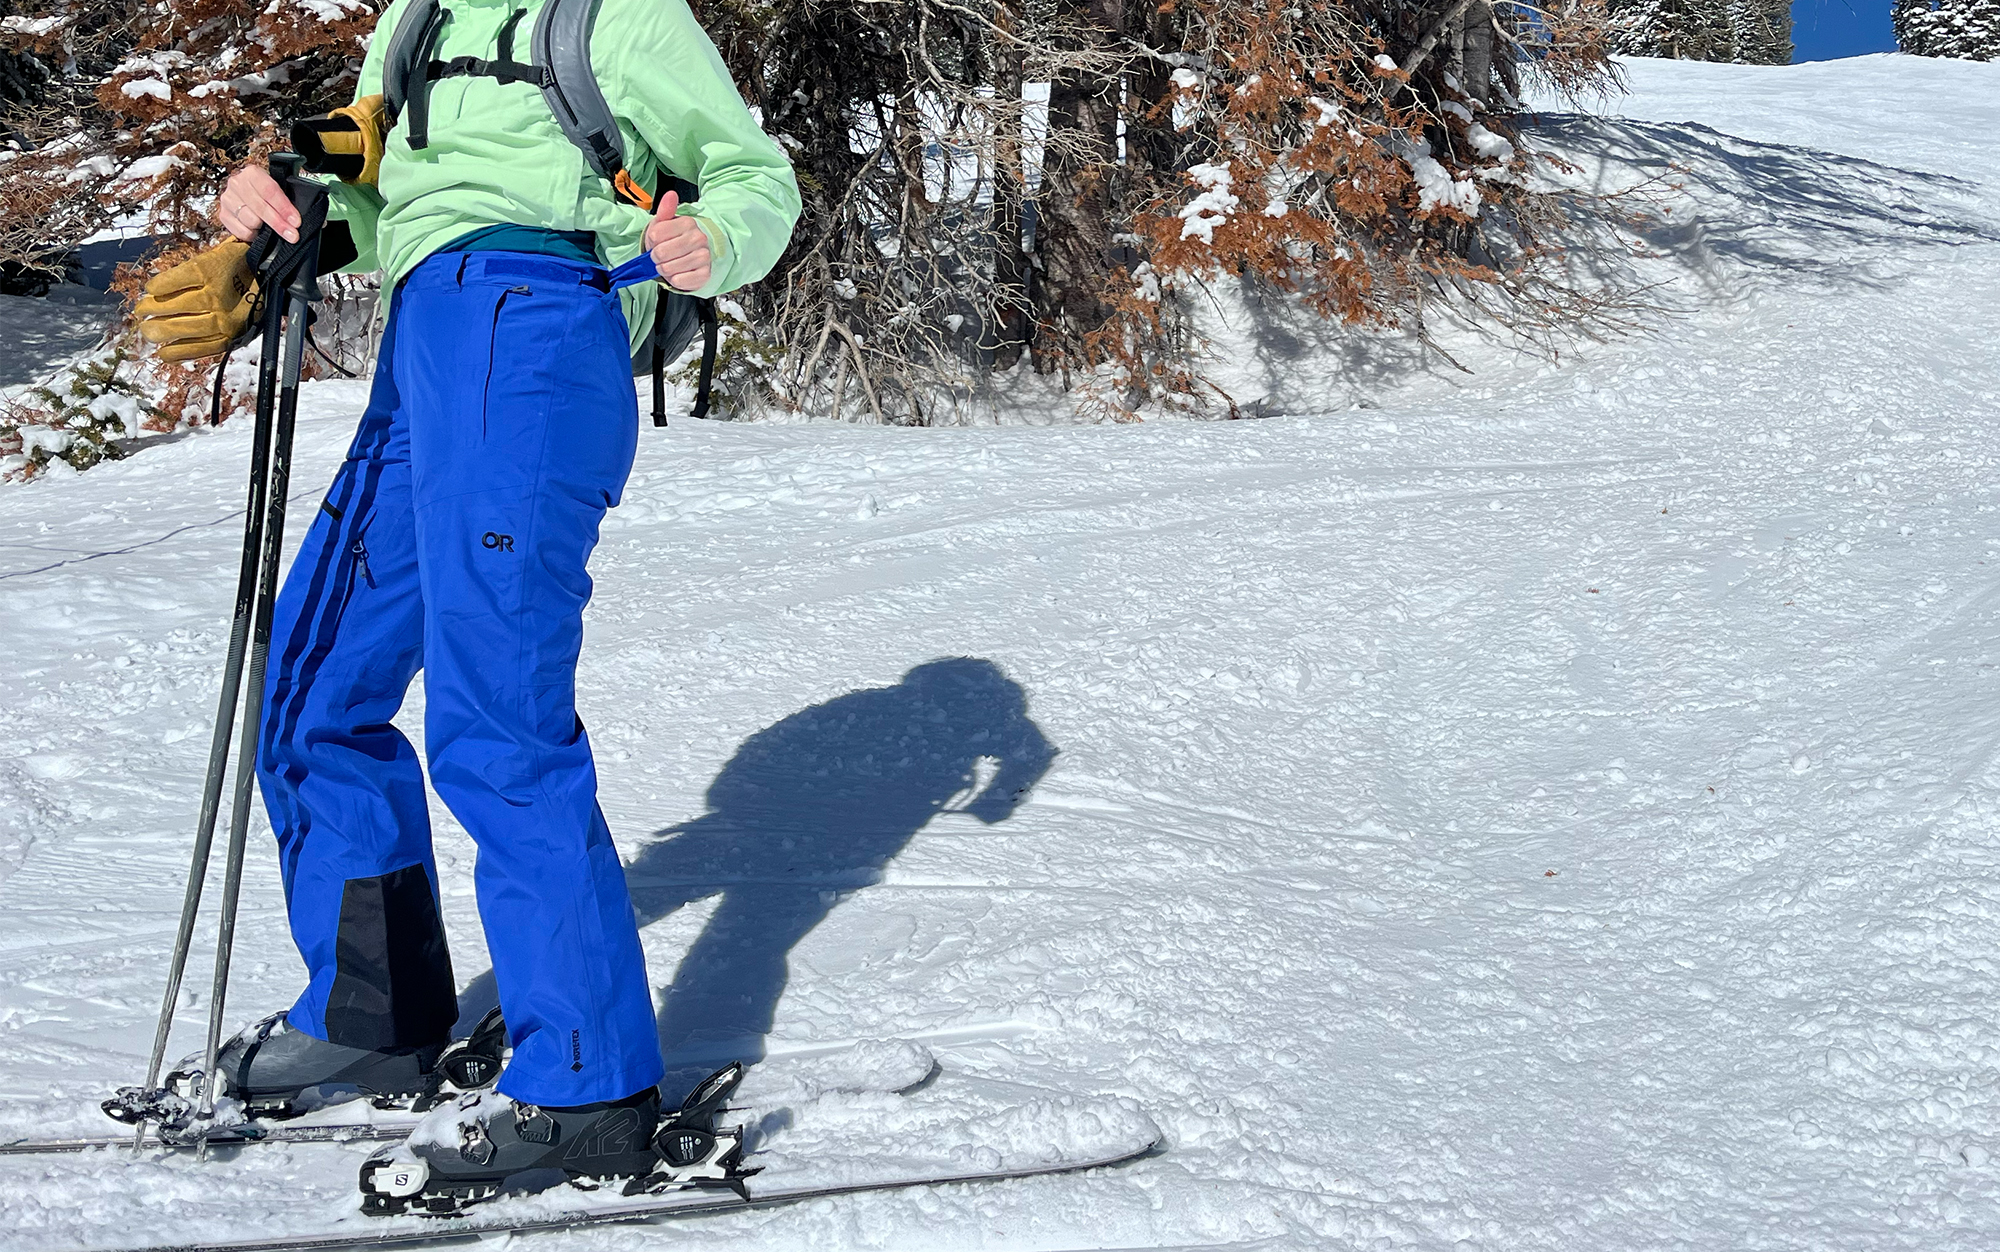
top-left (327, 0), bottom-right (800, 351)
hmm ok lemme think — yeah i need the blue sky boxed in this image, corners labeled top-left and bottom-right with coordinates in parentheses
top-left (1791, 0), bottom-right (1897, 61)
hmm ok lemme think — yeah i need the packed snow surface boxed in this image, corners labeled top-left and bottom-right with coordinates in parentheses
top-left (0, 287), bottom-right (119, 389)
top-left (3, 53), bottom-right (2000, 1250)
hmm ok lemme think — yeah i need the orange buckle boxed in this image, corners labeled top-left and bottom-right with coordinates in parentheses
top-left (613, 169), bottom-right (654, 212)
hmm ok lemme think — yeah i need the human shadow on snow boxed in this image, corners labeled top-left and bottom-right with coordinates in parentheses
top-left (457, 657), bottom-right (1055, 1097)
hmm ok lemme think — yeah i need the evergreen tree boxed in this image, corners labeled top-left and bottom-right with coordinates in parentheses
top-left (0, 0), bottom-right (368, 476)
top-left (1895, 0), bottom-right (2000, 59)
top-left (1608, 0), bottom-right (1793, 63)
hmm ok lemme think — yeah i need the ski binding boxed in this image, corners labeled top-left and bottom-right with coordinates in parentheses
top-left (359, 1062), bottom-right (755, 1218)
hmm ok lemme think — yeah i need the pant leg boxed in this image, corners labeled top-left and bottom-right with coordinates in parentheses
top-left (397, 252), bottom-right (661, 1105)
top-left (255, 304), bottom-right (456, 1052)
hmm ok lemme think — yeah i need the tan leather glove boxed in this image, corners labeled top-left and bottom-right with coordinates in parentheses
top-left (291, 94), bottom-right (388, 187)
top-left (133, 240), bottom-right (257, 362)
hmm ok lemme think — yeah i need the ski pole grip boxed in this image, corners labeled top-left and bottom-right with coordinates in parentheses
top-left (243, 154), bottom-right (308, 274)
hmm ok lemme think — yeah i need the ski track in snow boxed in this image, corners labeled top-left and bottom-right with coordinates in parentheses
top-left (2, 53), bottom-right (2000, 1250)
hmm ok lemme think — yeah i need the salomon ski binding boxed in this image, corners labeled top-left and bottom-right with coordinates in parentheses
top-left (359, 1062), bottom-right (752, 1217)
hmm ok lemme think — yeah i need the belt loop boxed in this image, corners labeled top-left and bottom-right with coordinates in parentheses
top-left (455, 254), bottom-right (471, 285)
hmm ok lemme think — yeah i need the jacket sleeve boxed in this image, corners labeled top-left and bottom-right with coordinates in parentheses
top-left (317, 7), bottom-right (396, 275)
top-left (603, 0), bottom-right (802, 298)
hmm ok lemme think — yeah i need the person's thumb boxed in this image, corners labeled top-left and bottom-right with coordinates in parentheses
top-left (652, 189), bottom-right (680, 224)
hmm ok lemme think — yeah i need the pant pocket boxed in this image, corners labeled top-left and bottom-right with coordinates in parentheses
top-left (481, 284), bottom-right (533, 437)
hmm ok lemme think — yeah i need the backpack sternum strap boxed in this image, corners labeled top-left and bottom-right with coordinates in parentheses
top-left (428, 54), bottom-right (551, 89)
top-left (425, 7), bottom-right (547, 92)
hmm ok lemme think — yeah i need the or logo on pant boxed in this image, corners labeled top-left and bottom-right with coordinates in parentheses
top-left (481, 531), bottom-right (516, 552)
top-left (571, 1028), bottom-right (584, 1073)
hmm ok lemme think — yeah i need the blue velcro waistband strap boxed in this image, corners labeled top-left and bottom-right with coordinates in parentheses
top-left (607, 253), bottom-right (662, 291)
top-left (403, 249), bottom-right (665, 294)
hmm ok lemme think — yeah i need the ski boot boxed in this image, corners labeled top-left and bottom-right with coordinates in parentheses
top-left (358, 1063), bottom-right (751, 1217)
top-left (104, 1008), bottom-right (507, 1137)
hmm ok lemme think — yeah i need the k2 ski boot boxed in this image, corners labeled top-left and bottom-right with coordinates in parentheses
top-left (359, 1062), bottom-right (751, 1217)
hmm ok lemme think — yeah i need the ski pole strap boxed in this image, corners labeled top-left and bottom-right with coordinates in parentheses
top-left (254, 182), bottom-right (332, 293)
top-left (228, 157), bottom-right (329, 360)
top-left (208, 343), bottom-right (235, 427)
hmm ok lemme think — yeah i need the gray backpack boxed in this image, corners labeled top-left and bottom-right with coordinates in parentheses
top-left (379, 0), bottom-right (717, 423)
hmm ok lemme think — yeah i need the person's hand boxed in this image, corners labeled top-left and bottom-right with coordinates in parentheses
top-left (216, 164), bottom-right (301, 245)
top-left (642, 190), bottom-right (711, 292)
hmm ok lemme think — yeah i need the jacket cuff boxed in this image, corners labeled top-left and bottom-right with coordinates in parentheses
top-left (679, 207), bottom-right (733, 298)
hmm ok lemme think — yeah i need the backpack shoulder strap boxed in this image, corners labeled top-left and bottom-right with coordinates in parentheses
top-left (381, 0), bottom-right (449, 145)
top-left (532, 0), bottom-right (625, 183)
top-left (385, 0), bottom-right (675, 208)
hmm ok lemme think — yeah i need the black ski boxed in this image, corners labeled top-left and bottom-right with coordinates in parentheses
top-left (11, 1041), bottom-right (939, 1159)
top-left (86, 1139), bottom-right (1161, 1252)
top-left (0, 1119), bottom-right (413, 1157)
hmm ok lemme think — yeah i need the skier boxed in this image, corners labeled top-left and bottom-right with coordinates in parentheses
top-left (132, 0), bottom-right (799, 1209)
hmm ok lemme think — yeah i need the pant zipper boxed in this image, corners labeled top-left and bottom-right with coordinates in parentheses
top-left (483, 285), bottom-right (532, 435)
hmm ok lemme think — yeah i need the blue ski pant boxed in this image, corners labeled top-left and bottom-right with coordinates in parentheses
top-left (255, 250), bottom-right (668, 1106)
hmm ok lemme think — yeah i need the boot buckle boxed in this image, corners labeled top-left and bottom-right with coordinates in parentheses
top-left (458, 1120), bottom-right (497, 1166)
top-left (515, 1104), bottom-right (558, 1145)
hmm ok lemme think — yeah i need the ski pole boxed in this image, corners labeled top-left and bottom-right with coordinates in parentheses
top-left (196, 155), bottom-right (321, 1135)
top-left (131, 216), bottom-right (290, 1151)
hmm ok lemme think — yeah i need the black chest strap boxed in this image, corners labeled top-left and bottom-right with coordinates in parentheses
top-left (396, 7), bottom-right (551, 151)
top-left (382, 0), bottom-right (643, 204)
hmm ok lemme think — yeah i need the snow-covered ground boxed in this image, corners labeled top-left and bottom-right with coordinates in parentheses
top-left (3, 52), bottom-right (2000, 1251)
top-left (0, 287), bottom-right (119, 389)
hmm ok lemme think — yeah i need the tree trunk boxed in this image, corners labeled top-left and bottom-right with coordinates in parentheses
top-left (1029, 0), bottom-right (1122, 376)
top-left (1461, 1), bottom-right (1494, 102)
top-left (990, 0), bottom-right (1030, 370)
top-left (1122, 0), bottom-right (1179, 179)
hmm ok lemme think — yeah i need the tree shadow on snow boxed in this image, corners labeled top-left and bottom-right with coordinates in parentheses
top-left (1528, 114), bottom-right (2000, 293)
top-left (1019, 113), bottom-right (2000, 422)
top-left (456, 657), bottom-right (1055, 1098)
